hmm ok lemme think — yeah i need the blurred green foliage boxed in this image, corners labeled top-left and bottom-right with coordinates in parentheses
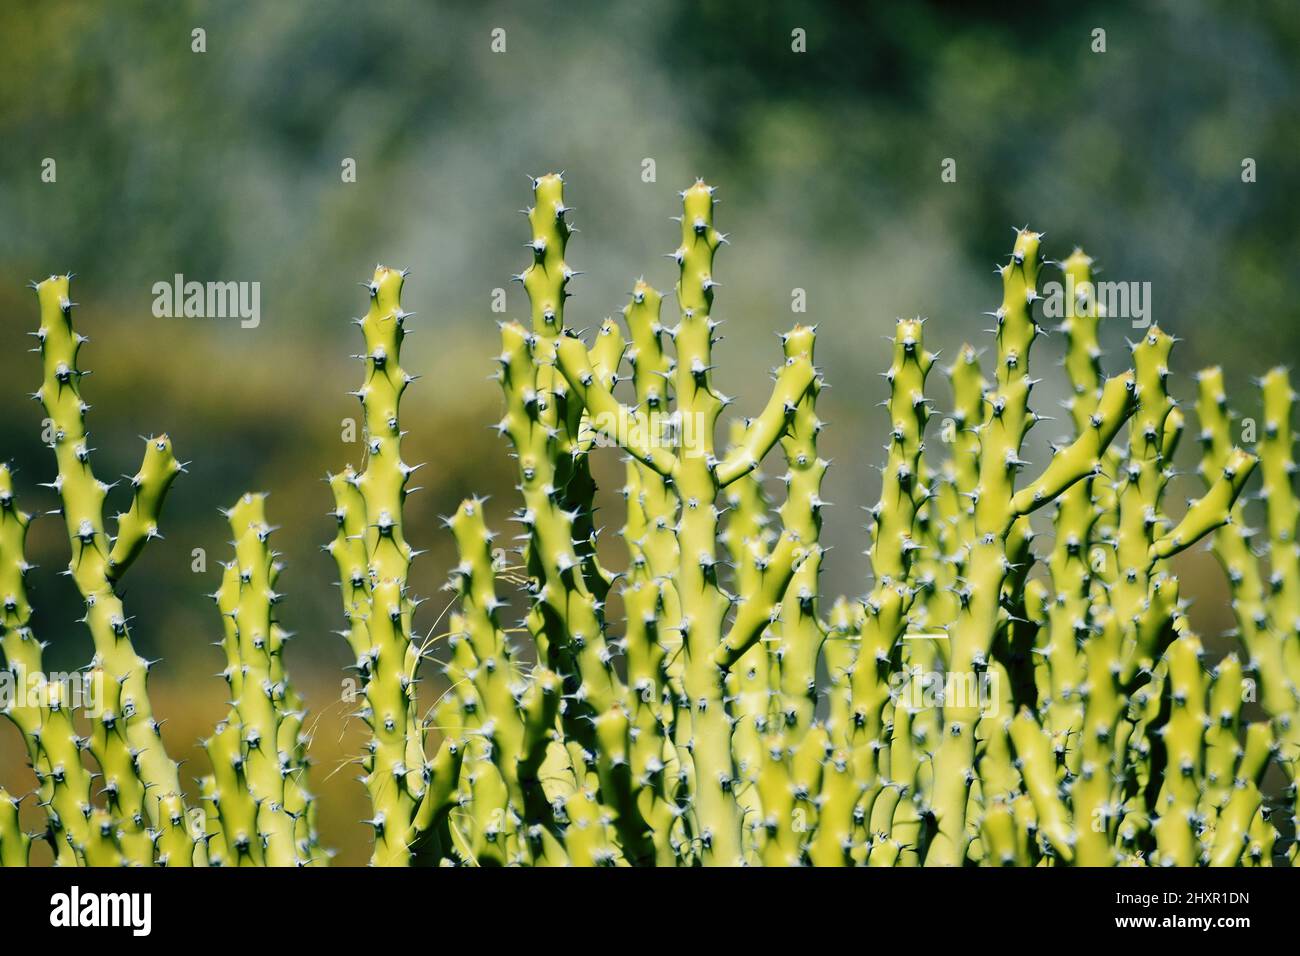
top-left (1, 0), bottom-right (1296, 862)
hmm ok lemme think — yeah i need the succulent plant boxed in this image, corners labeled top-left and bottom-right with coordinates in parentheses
top-left (0, 176), bottom-right (1292, 867)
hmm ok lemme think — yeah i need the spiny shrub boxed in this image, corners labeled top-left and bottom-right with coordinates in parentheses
top-left (0, 175), bottom-right (1296, 866)
top-left (0, 277), bottom-right (318, 865)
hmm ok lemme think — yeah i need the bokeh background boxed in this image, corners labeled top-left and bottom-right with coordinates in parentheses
top-left (1, 0), bottom-right (1297, 863)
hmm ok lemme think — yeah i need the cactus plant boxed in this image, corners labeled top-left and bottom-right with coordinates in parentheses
top-left (0, 277), bottom-right (318, 866)
top-left (0, 176), bottom-right (1295, 866)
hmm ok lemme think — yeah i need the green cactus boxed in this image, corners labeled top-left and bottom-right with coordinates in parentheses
top-left (203, 492), bottom-right (319, 865)
top-left (1, 278), bottom-right (318, 867)
top-left (0, 463), bottom-right (100, 864)
top-left (325, 265), bottom-right (463, 866)
top-left (0, 179), bottom-right (1294, 868)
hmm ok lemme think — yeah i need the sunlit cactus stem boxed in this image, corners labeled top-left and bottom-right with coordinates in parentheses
top-left (0, 464), bottom-right (99, 865)
top-left (499, 178), bottom-right (644, 863)
top-left (31, 274), bottom-right (191, 864)
top-left (208, 492), bottom-right (317, 865)
top-left (326, 266), bottom-right (443, 866)
top-left (0, 788), bottom-right (28, 866)
top-left (554, 179), bottom-right (816, 863)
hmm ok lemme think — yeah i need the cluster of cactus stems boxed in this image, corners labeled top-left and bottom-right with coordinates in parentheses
top-left (0, 277), bottom-right (321, 866)
top-left (1, 176), bottom-right (1297, 867)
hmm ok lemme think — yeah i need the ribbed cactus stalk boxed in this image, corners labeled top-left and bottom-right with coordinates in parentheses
top-left (1198, 364), bottom-right (1300, 863)
top-left (30, 275), bottom-right (192, 865)
top-left (721, 419), bottom-right (777, 845)
top-left (204, 493), bottom-right (318, 865)
top-left (1256, 370), bottom-right (1300, 760)
top-left (768, 326), bottom-right (827, 735)
top-left (554, 180), bottom-right (816, 863)
top-left (851, 317), bottom-right (933, 867)
top-left (618, 280), bottom-right (688, 864)
top-left (0, 464), bottom-right (101, 864)
top-left (923, 233), bottom-right (1131, 865)
top-left (0, 788), bottom-right (28, 866)
top-left (326, 266), bottom-right (462, 866)
top-left (1197, 369), bottom-right (1282, 711)
top-left (1255, 369), bottom-right (1300, 861)
top-left (494, 177), bottom-right (655, 864)
top-left (1038, 249), bottom-right (1105, 765)
top-left (1032, 249), bottom-right (1129, 865)
top-left (443, 498), bottom-right (558, 863)
top-left (993, 258), bottom-right (1258, 866)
